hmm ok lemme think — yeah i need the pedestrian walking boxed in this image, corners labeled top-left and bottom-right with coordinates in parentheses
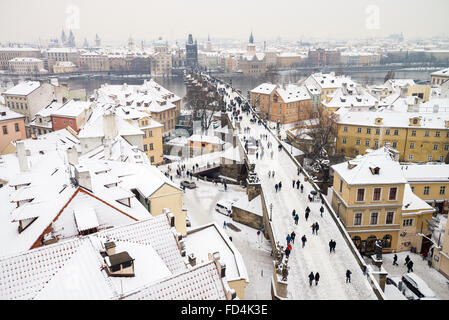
top-left (271, 150), bottom-right (274, 159)
top-left (301, 235), bottom-right (307, 248)
top-left (315, 222), bottom-right (320, 235)
top-left (256, 152), bottom-right (259, 159)
top-left (279, 181), bottom-right (282, 190)
top-left (300, 184), bottom-right (304, 193)
top-left (305, 211), bottom-right (309, 221)
top-left (297, 168), bottom-right (300, 176)
top-left (287, 242), bottom-right (292, 252)
top-left (292, 209), bottom-right (296, 218)
top-left (296, 180), bottom-right (300, 189)
top-left (320, 206), bottom-right (324, 217)
top-left (272, 171), bottom-right (275, 178)
top-left (329, 240), bottom-right (333, 253)
top-left (308, 272), bottom-right (315, 287)
top-left (293, 180), bottom-right (296, 188)
top-left (407, 260), bottom-right (414, 273)
top-left (404, 255), bottom-right (410, 266)
top-left (223, 221), bottom-right (227, 229)
top-left (275, 184), bottom-right (279, 193)
top-left (393, 254), bottom-right (398, 266)
top-left (291, 231), bottom-right (296, 243)
top-left (268, 170), bottom-right (271, 178)
top-left (346, 270), bottom-right (352, 283)
top-left (332, 240), bottom-right (336, 253)
top-left (285, 247), bottom-right (291, 259)
top-left (286, 234), bottom-right (292, 245)
top-left (315, 272), bottom-right (320, 286)
top-left (294, 214), bottom-right (299, 225)
top-left (311, 223), bottom-right (316, 234)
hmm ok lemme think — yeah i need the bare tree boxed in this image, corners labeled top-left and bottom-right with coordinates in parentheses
top-left (296, 105), bottom-right (341, 184)
top-left (183, 74), bottom-right (222, 132)
top-left (384, 70), bottom-right (395, 83)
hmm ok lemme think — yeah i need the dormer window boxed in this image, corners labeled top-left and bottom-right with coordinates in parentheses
top-left (370, 167), bottom-right (380, 175)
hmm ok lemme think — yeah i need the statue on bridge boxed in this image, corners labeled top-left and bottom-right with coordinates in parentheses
top-left (281, 262), bottom-right (289, 281)
top-left (375, 238), bottom-right (383, 261)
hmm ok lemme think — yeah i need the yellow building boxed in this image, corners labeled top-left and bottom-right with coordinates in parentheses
top-left (337, 111), bottom-right (449, 162)
top-left (431, 68), bottom-right (449, 86)
top-left (433, 218), bottom-right (449, 279)
top-left (187, 134), bottom-right (224, 156)
top-left (53, 61), bottom-right (78, 73)
top-left (401, 163), bottom-right (449, 215)
top-left (331, 147), bottom-right (434, 254)
top-left (303, 72), bottom-right (358, 103)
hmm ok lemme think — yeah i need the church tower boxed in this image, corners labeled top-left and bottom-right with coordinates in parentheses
top-left (247, 31), bottom-right (256, 56)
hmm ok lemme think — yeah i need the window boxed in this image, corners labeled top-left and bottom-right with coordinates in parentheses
top-left (14, 123), bottom-right (19, 132)
top-left (440, 156), bottom-right (444, 162)
top-left (392, 141), bottom-right (397, 148)
top-left (356, 188), bottom-right (365, 202)
top-left (365, 140), bottom-right (370, 147)
top-left (150, 143), bottom-right (154, 151)
top-left (424, 186), bottom-right (430, 195)
top-left (376, 129), bottom-right (380, 135)
top-left (373, 188), bottom-right (381, 201)
top-left (428, 155), bottom-right (432, 161)
top-left (411, 130), bottom-right (416, 137)
top-left (403, 219), bottom-right (413, 227)
top-left (149, 130), bottom-right (153, 137)
top-left (356, 139), bottom-right (360, 145)
top-left (425, 130), bottom-right (429, 137)
top-left (409, 142), bottom-right (415, 149)
top-left (389, 187), bottom-right (397, 200)
top-left (445, 145), bottom-right (449, 151)
top-left (143, 144), bottom-right (148, 151)
top-left (343, 126), bottom-right (348, 132)
top-left (440, 186), bottom-right (446, 195)
top-left (385, 129), bottom-right (390, 135)
top-left (382, 235), bottom-right (392, 248)
top-left (63, 120), bottom-right (66, 125)
top-left (366, 128), bottom-right (371, 134)
top-left (370, 212), bottom-right (378, 225)
top-left (408, 154), bottom-right (413, 160)
top-left (354, 213), bottom-right (362, 226)
top-left (436, 131), bottom-right (440, 137)
top-left (357, 127), bottom-right (362, 133)
top-left (342, 137), bottom-right (347, 144)
top-left (150, 156), bottom-right (155, 163)
top-left (393, 129), bottom-right (399, 136)
top-left (53, 119), bottom-right (56, 123)
top-left (434, 144), bottom-right (439, 150)
top-left (339, 180), bottom-right (343, 193)
top-left (386, 212), bottom-right (394, 224)
top-left (374, 140), bottom-right (379, 148)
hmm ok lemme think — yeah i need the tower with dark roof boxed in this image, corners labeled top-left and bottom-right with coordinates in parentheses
top-left (185, 34), bottom-right (198, 68)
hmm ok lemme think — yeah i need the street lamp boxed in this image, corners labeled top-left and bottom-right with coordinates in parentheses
top-left (269, 203), bottom-right (273, 221)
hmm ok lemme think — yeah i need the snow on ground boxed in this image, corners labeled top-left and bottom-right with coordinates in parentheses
top-left (378, 251), bottom-right (449, 300)
top-left (221, 84), bottom-right (377, 300)
top-left (164, 168), bottom-right (273, 299)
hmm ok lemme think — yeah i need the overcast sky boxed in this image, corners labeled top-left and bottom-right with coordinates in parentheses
top-left (0, 0), bottom-right (448, 44)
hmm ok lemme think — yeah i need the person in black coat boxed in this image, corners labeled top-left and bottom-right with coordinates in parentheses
top-left (320, 206), bottom-right (324, 217)
top-left (279, 181), bottom-right (282, 190)
top-left (291, 231), bottom-right (296, 243)
top-left (393, 254), bottom-right (398, 266)
top-left (404, 255), bottom-right (410, 266)
top-left (275, 184), bottom-right (278, 192)
top-left (315, 272), bottom-right (320, 286)
top-left (300, 184), bottom-right (304, 193)
top-left (292, 209), bottom-right (296, 218)
top-left (301, 235), bottom-right (307, 248)
top-left (329, 240), bottom-right (333, 253)
top-left (346, 270), bottom-right (352, 283)
top-left (296, 180), bottom-right (300, 189)
top-left (308, 272), bottom-right (315, 286)
top-left (305, 211), bottom-right (309, 221)
top-left (407, 260), bottom-right (414, 273)
top-left (315, 222), bottom-right (320, 235)
top-left (293, 180), bottom-right (296, 188)
top-left (285, 247), bottom-right (291, 259)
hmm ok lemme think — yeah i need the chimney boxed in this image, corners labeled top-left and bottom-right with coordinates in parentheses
top-left (103, 111), bottom-right (118, 140)
top-left (67, 147), bottom-right (78, 166)
top-left (75, 166), bottom-right (92, 192)
top-left (188, 253), bottom-right (197, 267)
top-left (16, 141), bottom-right (29, 172)
top-left (104, 241), bottom-right (116, 256)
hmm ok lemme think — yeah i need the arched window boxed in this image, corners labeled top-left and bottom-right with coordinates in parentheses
top-left (382, 235), bottom-right (392, 248)
top-left (352, 236), bottom-right (362, 249)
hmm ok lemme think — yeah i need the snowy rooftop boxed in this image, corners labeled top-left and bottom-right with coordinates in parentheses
top-left (0, 105), bottom-right (25, 122)
top-left (2, 81), bottom-right (41, 96)
top-left (188, 134), bottom-right (224, 145)
top-left (332, 147), bottom-right (407, 185)
top-left (431, 68), bottom-right (449, 77)
top-left (51, 100), bottom-right (93, 118)
top-left (401, 163), bottom-right (449, 182)
top-left (232, 195), bottom-right (262, 217)
top-left (402, 184), bottom-right (434, 214)
top-left (78, 111), bottom-right (143, 139)
top-left (185, 223), bottom-right (249, 283)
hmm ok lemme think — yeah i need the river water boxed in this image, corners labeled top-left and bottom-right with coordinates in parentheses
top-left (0, 68), bottom-right (434, 103)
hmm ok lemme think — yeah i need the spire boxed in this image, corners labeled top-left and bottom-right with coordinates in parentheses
top-left (249, 31), bottom-right (254, 44)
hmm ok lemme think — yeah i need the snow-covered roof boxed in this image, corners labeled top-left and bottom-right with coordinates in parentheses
top-left (9, 57), bottom-right (43, 63)
top-left (74, 207), bottom-right (100, 232)
top-left (401, 163), bottom-right (449, 183)
top-left (402, 184), bottom-right (434, 214)
top-left (250, 83), bottom-right (277, 95)
top-left (188, 134), bottom-right (224, 145)
top-left (332, 147), bottom-right (407, 185)
top-left (185, 223), bottom-right (249, 283)
top-left (51, 100), bottom-right (92, 118)
top-left (78, 111), bottom-right (143, 139)
top-left (0, 105), bottom-right (25, 122)
top-left (232, 195), bottom-right (262, 217)
top-left (2, 81), bottom-right (41, 96)
top-left (431, 68), bottom-right (449, 78)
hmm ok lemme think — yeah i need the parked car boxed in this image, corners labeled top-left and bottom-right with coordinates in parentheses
top-left (181, 181), bottom-right (197, 189)
top-left (215, 200), bottom-right (233, 216)
top-left (401, 273), bottom-right (437, 300)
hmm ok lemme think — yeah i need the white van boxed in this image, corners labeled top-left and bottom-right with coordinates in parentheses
top-left (215, 200), bottom-right (233, 216)
top-left (401, 273), bottom-right (438, 300)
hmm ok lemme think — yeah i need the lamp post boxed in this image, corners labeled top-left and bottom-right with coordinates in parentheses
top-left (269, 203), bottom-right (273, 221)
